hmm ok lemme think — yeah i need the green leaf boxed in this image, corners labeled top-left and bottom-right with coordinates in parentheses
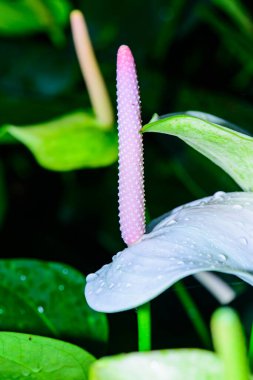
top-left (143, 113), bottom-right (253, 191)
top-left (0, 259), bottom-right (108, 350)
top-left (0, 0), bottom-right (71, 43)
top-left (0, 332), bottom-right (95, 380)
top-left (2, 111), bottom-right (117, 171)
top-left (90, 349), bottom-right (222, 380)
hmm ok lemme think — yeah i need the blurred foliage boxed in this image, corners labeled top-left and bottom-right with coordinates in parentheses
top-left (0, 0), bottom-right (253, 358)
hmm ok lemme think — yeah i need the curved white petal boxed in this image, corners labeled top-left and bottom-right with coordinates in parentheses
top-left (85, 192), bottom-right (253, 312)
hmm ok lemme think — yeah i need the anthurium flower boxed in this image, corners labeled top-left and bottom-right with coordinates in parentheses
top-left (85, 191), bottom-right (253, 312)
top-left (85, 45), bottom-right (253, 314)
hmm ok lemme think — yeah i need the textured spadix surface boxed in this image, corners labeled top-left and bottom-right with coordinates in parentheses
top-left (85, 192), bottom-right (253, 312)
top-left (117, 45), bottom-right (145, 245)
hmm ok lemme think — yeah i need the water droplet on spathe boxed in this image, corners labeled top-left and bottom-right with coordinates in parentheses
top-left (86, 273), bottom-right (98, 282)
top-left (37, 306), bottom-right (44, 314)
top-left (167, 219), bottom-right (177, 226)
top-left (233, 204), bottom-right (242, 210)
top-left (217, 254), bottom-right (227, 263)
top-left (240, 237), bottom-right (248, 245)
top-left (213, 191), bottom-right (225, 200)
top-left (109, 283), bottom-right (114, 289)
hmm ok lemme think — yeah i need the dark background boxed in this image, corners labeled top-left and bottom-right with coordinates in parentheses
top-left (1, 0), bottom-right (253, 355)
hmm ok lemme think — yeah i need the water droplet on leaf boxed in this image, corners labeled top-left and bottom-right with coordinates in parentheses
top-left (37, 306), bottom-right (44, 314)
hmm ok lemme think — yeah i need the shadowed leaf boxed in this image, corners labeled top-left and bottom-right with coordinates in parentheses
top-left (0, 259), bottom-right (108, 349)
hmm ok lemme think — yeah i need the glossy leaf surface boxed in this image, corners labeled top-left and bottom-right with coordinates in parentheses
top-left (0, 332), bottom-right (95, 380)
top-left (143, 113), bottom-right (253, 191)
top-left (0, 259), bottom-right (108, 347)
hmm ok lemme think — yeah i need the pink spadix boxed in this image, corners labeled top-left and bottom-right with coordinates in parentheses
top-left (117, 45), bottom-right (145, 245)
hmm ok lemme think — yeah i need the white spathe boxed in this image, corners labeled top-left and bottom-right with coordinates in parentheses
top-left (85, 192), bottom-right (253, 312)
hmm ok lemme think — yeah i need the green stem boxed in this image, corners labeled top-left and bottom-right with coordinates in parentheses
top-left (248, 323), bottom-right (253, 370)
top-left (137, 302), bottom-right (152, 351)
top-left (174, 281), bottom-right (211, 347)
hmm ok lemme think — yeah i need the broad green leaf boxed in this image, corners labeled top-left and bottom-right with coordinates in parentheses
top-left (90, 349), bottom-right (222, 380)
top-left (85, 192), bottom-right (253, 312)
top-left (2, 111), bottom-right (117, 171)
top-left (0, 259), bottom-right (108, 350)
top-left (143, 113), bottom-right (253, 191)
top-left (0, 332), bottom-right (95, 380)
top-left (0, 0), bottom-right (71, 43)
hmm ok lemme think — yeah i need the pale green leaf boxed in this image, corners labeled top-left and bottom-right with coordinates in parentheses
top-left (2, 111), bottom-right (117, 171)
top-left (90, 349), bottom-right (222, 380)
top-left (0, 332), bottom-right (95, 380)
top-left (143, 113), bottom-right (253, 191)
top-left (211, 308), bottom-right (250, 380)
